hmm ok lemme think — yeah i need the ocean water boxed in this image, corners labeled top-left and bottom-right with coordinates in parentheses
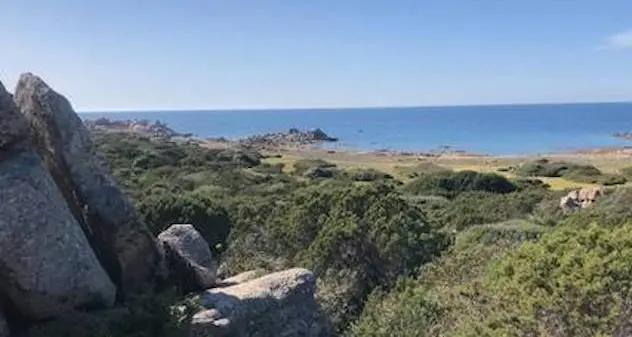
top-left (80, 103), bottom-right (632, 155)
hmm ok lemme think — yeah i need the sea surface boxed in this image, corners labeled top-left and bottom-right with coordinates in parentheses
top-left (80, 103), bottom-right (632, 155)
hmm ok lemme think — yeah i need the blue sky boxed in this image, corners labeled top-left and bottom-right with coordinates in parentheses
top-left (1, 0), bottom-right (631, 111)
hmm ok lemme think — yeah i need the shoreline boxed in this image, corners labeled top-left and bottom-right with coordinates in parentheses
top-left (84, 118), bottom-right (632, 189)
top-left (83, 117), bottom-right (632, 159)
top-left (201, 137), bottom-right (632, 160)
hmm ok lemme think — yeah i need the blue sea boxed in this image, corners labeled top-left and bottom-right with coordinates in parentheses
top-left (80, 103), bottom-right (632, 155)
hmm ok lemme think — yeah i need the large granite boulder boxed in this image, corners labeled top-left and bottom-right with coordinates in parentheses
top-left (0, 151), bottom-right (116, 319)
top-left (190, 268), bottom-right (331, 337)
top-left (158, 224), bottom-right (217, 292)
top-left (13, 73), bottom-right (161, 294)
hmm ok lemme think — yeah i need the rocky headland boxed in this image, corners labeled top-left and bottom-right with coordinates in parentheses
top-left (0, 73), bottom-right (331, 337)
top-left (237, 127), bottom-right (338, 148)
top-left (84, 118), bottom-right (190, 138)
top-left (84, 117), bottom-right (338, 150)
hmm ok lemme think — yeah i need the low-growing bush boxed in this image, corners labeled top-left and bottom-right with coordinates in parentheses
top-left (427, 188), bottom-right (551, 230)
top-left (404, 170), bottom-right (517, 199)
top-left (513, 158), bottom-right (626, 185)
top-left (458, 221), bottom-right (632, 336)
top-left (137, 192), bottom-right (232, 255)
top-left (345, 168), bottom-right (393, 182)
top-left (292, 158), bottom-right (337, 174)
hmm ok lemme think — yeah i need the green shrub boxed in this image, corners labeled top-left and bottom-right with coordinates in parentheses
top-left (293, 158), bottom-right (337, 174)
top-left (137, 192), bottom-right (231, 255)
top-left (600, 174), bottom-right (627, 186)
top-left (514, 159), bottom-right (619, 184)
top-left (304, 166), bottom-right (337, 179)
top-left (348, 280), bottom-right (445, 337)
top-left (393, 162), bottom-right (451, 178)
top-left (345, 168), bottom-right (393, 182)
top-left (251, 162), bottom-right (285, 174)
top-left (221, 183), bottom-right (448, 332)
top-left (513, 158), bottom-right (573, 177)
top-left (620, 166), bottom-right (632, 179)
top-left (430, 189), bottom-right (550, 230)
top-left (459, 221), bottom-right (632, 337)
top-left (404, 170), bottom-right (517, 199)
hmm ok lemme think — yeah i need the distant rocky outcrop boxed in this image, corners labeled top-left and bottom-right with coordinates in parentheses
top-left (84, 118), bottom-right (187, 138)
top-left (191, 268), bottom-right (331, 337)
top-left (560, 186), bottom-right (606, 213)
top-left (239, 128), bottom-right (338, 149)
top-left (158, 224), bottom-right (218, 292)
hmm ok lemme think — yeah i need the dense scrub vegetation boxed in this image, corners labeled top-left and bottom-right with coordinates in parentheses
top-left (91, 131), bottom-right (632, 336)
top-left (514, 158), bottom-right (627, 185)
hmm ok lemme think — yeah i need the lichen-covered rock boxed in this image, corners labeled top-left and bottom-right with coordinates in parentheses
top-left (190, 268), bottom-right (331, 337)
top-left (13, 73), bottom-right (161, 294)
top-left (0, 80), bottom-right (27, 150)
top-left (158, 224), bottom-right (217, 292)
top-left (0, 151), bottom-right (116, 319)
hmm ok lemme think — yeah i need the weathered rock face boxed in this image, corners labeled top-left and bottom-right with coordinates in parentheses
top-left (0, 81), bottom-right (28, 150)
top-left (13, 73), bottom-right (161, 294)
top-left (0, 151), bottom-right (116, 319)
top-left (158, 224), bottom-right (217, 292)
top-left (190, 268), bottom-right (331, 337)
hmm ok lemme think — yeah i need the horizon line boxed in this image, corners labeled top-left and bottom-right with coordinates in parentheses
top-left (77, 99), bottom-right (632, 114)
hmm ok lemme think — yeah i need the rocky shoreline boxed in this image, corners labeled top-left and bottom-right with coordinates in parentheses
top-left (83, 118), bottom-right (632, 159)
top-left (85, 118), bottom-right (340, 150)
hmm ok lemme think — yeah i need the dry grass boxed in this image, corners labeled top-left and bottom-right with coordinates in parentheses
top-left (258, 146), bottom-right (631, 191)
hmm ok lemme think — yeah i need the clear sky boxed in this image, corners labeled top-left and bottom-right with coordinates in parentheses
top-left (1, 1), bottom-right (631, 111)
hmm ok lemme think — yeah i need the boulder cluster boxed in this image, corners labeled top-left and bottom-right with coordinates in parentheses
top-left (559, 186), bottom-right (605, 214)
top-left (0, 73), bottom-right (330, 337)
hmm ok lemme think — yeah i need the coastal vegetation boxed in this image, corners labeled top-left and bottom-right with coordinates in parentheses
top-left (81, 124), bottom-right (632, 336)
top-left (513, 158), bottom-right (628, 186)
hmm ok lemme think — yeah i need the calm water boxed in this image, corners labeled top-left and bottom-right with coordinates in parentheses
top-left (80, 103), bottom-right (632, 155)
